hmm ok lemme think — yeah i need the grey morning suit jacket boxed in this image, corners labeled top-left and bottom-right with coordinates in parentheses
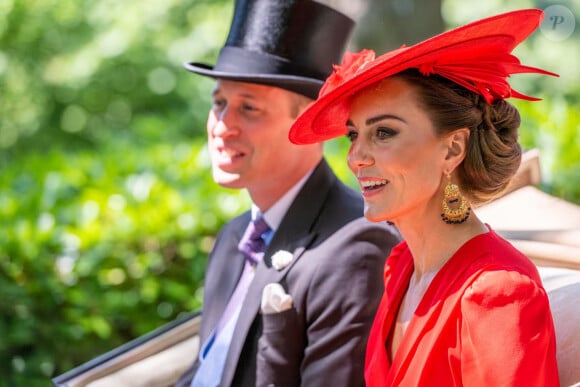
top-left (176, 159), bottom-right (400, 387)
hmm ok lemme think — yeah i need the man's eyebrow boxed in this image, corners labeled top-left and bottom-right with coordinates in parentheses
top-left (211, 89), bottom-right (259, 100)
top-left (239, 90), bottom-right (262, 99)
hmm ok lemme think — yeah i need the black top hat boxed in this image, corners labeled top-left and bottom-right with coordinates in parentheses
top-left (184, 0), bottom-right (355, 99)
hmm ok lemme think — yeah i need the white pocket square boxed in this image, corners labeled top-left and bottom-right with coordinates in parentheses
top-left (261, 283), bottom-right (293, 314)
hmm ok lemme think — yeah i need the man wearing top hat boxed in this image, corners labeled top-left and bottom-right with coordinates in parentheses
top-left (175, 1), bottom-right (400, 386)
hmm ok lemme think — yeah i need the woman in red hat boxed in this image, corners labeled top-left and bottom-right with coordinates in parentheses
top-left (290, 9), bottom-right (560, 386)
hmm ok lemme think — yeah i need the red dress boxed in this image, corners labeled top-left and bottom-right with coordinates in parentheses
top-left (365, 230), bottom-right (559, 386)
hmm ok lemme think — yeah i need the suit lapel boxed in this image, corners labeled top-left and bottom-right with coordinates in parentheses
top-left (220, 160), bottom-right (336, 386)
top-left (200, 214), bottom-right (249, 345)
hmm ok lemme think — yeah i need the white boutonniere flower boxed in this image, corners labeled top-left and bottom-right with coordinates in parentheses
top-left (261, 283), bottom-right (293, 314)
top-left (271, 250), bottom-right (293, 270)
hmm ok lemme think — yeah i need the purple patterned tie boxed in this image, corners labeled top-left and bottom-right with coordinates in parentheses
top-left (238, 216), bottom-right (270, 266)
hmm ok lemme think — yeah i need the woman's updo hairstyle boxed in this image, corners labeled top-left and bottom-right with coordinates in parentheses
top-left (394, 69), bottom-right (522, 205)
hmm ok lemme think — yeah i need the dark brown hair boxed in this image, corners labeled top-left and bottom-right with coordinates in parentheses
top-left (394, 69), bottom-right (522, 204)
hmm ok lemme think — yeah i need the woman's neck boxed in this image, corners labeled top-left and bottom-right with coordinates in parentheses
top-left (395, 211), bottom-right (488, 277)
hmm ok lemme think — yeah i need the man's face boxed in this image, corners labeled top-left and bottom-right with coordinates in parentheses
top-left (206, 80), bottom-right (319, 198)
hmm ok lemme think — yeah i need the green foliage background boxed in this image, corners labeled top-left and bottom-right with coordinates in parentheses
top-left (1, 1), bottom-right (245, 385)
top-left (0, 0), bottom-right (578, 385)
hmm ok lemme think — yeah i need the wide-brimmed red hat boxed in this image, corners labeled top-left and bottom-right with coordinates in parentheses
top-left (289, 9), bottom-right (558, 145)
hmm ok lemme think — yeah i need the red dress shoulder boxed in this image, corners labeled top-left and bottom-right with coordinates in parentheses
top-left (365, 231), bottom-right (559, 387)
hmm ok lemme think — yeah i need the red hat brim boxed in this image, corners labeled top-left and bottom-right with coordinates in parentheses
top-left (289, 9), bottom-right (557, 145)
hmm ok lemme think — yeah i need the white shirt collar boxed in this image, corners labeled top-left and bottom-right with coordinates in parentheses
top-left (251, 167), bottom-right (315, 232)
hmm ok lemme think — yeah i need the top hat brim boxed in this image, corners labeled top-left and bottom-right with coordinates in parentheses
top-left (184, 61), bottom-right (324, 100)
top-left (181, 0), bottom-right (355, 100)
top-left (289, 9), bottom-right (558, 145)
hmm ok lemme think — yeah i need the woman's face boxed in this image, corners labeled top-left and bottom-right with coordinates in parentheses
top-left (346, 77), bottom-right (451, 223)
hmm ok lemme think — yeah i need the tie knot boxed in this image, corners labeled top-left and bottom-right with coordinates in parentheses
top-left (248, 216), bottom-right (270, 241)
top-left (238, 216), bottom-right (271, 266)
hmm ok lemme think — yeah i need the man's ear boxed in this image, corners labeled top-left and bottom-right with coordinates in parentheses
top-left (443, 128), bottom-right (470, 172)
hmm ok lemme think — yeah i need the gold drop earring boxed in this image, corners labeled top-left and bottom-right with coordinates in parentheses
top-left (441, 174), bottom-right (471, 224)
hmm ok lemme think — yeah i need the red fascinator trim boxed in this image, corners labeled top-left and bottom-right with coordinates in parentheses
top-left (319, 49), bottom-right (377, 97)
top-left (289, 9), bottom-right (559, 145)
top-left (414, 36), bottom-right (555, 103)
